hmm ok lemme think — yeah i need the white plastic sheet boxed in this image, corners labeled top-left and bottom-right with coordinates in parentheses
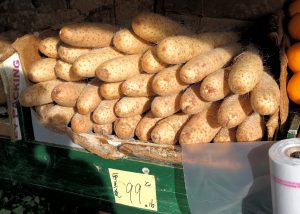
top-left (182, 142), bottom-right (273, 214)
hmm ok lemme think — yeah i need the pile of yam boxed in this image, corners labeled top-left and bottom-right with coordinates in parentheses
top-left (19, 12), bottom-right (280, 145)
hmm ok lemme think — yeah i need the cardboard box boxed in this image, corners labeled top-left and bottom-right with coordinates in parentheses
top-left (0, 53), bottom-right (25, 140)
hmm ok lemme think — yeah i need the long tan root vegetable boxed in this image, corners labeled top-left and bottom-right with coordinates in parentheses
top-left (250, 72), bottom-right (280, 115)
top-left (135, 112), bottom-right (162, 141)
top-left (151, 113), bottom-right (190, 145)
top-left (132, 12), bottom-right (190, 43)
top-left (213, 128), bottom-right (236, 143)
top-left (141, 47), bottom-right (167, 73)
top-left (93, 123), bottom-right (113, 135)
top-left (28, 58), bottom-right (57, 82)
top-left (54, 60), bottom-right (84, 81)
top-left (113, 28), bottom-right (151, 54)
top-left (114, 115), bottom-right (142, 139)
top-left (180, 43), bottom-right (242, 84)
top-left (121, 73), bottom-right (155, 97)
top-left (71, 113), bottom-right (93, 133)
top-left (228, 47), bottom-right (264, 94)
top-left (236, 113), bottom-right (265, 142)
top-left (72, 47), bottom-right (123, 78)
top-left (35, 104), bottom-right (54, 123)
top-left (152, 65), bottom-right (188, 96)
top-left (39, 36), bottom-right (60, 58)
top-left (92, 99), bottom-right (118, 124)
top-left (180, 84), bottom-right (211, 114)
top-left (19, 80), bottom-right (62, 107)
top-left (59, 23), bottom-right (118, 48)
top-left (179, 103), bottom-right (221, 144)
top-left (115, 97), bottom-right (151, 117)
top-left (157, 32), bottom-right (240, 64)
top-left (51, 82), bottom-right (86, 107)
top-left (266, 109), bottom-right (279, 140)
top-left (46, 105), bottom-right (75, 132)
top-left (200, 68), bottom-right (231, 102)
top-left (58, 44), bottom-right (90, 63)
top-left (96, 54), bottom-right (142, 82)
top-left (76, 79), bottom-right (102, 115)
top-left (151, 92), bottom-right (183, 118)
top-left (99, 82), bottom-right (123, 100)
top-left (217, 94), bottom-right (253, 128)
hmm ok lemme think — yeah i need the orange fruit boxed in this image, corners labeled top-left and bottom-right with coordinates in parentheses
top-left (288, 14), bottom-right (300, 40)
top-left (289, 1), bottom-right (300, 17)
top-left (287, 42), bottom-right (300, 73)
top-left (287, 72), bottom-right (300, 104)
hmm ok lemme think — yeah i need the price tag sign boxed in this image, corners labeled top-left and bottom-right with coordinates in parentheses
top-left (108, 168), bottom-right (157, 211)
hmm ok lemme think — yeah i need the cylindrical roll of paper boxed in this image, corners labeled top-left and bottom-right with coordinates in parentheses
top-left (269, 138), bottom-right (300, 214)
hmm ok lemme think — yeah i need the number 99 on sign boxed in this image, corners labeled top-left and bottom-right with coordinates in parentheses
top-left (109, 168), bottom-right (157, 211)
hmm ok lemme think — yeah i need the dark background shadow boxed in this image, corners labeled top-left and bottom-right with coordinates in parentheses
top-left (0, 137), bottom-right (116, 213)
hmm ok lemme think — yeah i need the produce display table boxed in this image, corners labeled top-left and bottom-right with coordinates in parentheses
top-left (0, 137), bottom-right (189, 213)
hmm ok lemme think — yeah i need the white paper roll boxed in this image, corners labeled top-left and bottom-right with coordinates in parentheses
top-left (269, 138), bottom-right (300, 214)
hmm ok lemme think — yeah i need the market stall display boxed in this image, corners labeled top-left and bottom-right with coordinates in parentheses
top-left (13, 12), bottom-right (285, 163)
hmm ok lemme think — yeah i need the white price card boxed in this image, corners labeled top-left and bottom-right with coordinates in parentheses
top-left (108, 168), bottom-right (157, 211)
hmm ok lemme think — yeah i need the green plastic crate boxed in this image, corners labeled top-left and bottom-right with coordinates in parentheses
top-left (0, 138), bottom-right (189, 213)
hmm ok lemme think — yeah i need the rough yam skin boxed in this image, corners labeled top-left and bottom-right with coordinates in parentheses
top-left (19, 80), bottom-right (62, 107)
top-left (76, 79), bottom-right (102, 115)
top-left (157, 32), bottom-right (240, 64)
top-left (92, 99), bottom-right (118, 124)
top-left (151, 92), bottom-right (183, 118)
top-left (93, 123), bottom-right (113, 135)
top-left (71, 113), bottom-right (93, 133)
top-left (99, 82), bottom-right (123, 100)
top-left (114, 115), bottom-right (142, 139)
top-left (46, 105), bottom-right (75, 132)
top-left (115, 97), bottom-right (151, 118)
top-left (51, 82), bottom-right (86, 107)
top-left (151, 113), bottom-right (190, 145)
top-left (152, 64), bottom-right (188, 96)
top-left (39, 36), bottom-right (60, 58)
top-left (180, 43), bottom-right (242, 84)
top-left (72, 47), bottom-right (123, 78)
top-left (96, 54), bottom-right (142, 82)
top-left (217, 94), bottom-right (253, 128)
top-left (200, 68), bottom-right (231, 102)
top-left (180, 84), bottom-right (211, 114)
top-left (135, 112), bottom-right (162, 141)
top-left (132, 12), bottom-right (190, 43)
top-left (236, 113), bottom-right (265, 142)
top-left (58, 44), bottom-right (90, 63)
top-left (113, 28), bottom-right (151, 54)
top-left (141, 47), bottom-right (167, 73)
top-left (250, 72), bottom-right (280, 115)
top-left (121, 73), bottom-right (155, 97)
top-left (228, 48), bottom-right (264, 94)
top-left (35, 104), bottom-right (54, 123)
top-left (28, 58), bottom-right (57, 82)
top-left (59, 23), bottom-right (118, 48)
top-left (214, 128), bottom-right (236, 143)
top-left (179, 103), bottom-right (221, 144)
top-left (55, 60), bottom-right (84, 82)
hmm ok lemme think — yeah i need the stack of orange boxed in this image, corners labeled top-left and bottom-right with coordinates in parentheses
top-left (287, 0), bottom-right (300, 105)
